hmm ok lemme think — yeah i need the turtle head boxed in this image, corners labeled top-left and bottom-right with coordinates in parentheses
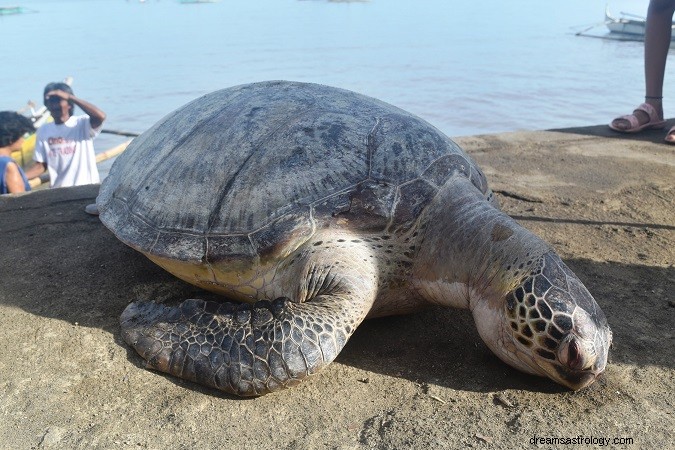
top-left (473, 251), bottom-right (612, 390)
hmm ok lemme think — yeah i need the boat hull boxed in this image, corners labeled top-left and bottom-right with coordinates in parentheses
top-left (606, 8), bottom-right (675, 39)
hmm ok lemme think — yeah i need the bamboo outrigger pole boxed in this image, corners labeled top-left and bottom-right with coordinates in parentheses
top-left (101, 129), bottom-right (140, 138)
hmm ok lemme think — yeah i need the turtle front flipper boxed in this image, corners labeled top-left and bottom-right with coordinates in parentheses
top-left (120, 249), bottom-right (378, 396)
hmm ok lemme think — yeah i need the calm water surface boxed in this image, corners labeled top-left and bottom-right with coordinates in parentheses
top-left (1, 0), bottom-right (670, 174)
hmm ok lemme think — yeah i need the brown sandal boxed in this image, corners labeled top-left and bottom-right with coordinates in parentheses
top-left (609, 103), bottom-right (666, 133)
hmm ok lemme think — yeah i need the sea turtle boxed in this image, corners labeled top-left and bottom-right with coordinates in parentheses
top-left (97, 81), bottom-right (612, 397)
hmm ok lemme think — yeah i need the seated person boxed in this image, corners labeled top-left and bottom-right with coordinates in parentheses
top-left (0, 111), bottom-right (34, 194)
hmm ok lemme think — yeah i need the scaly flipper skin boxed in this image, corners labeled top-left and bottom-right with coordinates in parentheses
top-left (121, 298), bottom-right (343, 396)
top-left (120, 246), bottom-right (378, 396)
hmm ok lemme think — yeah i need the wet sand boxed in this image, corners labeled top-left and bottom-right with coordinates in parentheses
top-left (0, 124), bottom-right (673, 449)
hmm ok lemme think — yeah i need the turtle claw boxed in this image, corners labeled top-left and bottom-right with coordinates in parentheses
top-left (120, 301), bottom-right (168, 330)
top-left (120, 301), bottom-right (175, 374)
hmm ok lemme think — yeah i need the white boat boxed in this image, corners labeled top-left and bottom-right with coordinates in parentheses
top-left (0, 6), bottom-right (25, 15)
top-left (605, 7), bottom-right (675, 38)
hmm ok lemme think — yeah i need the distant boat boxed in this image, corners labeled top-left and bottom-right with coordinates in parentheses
top-left (0, 6), bottom-right (26, 15)
top-left (605, 7), bottom-right (675, 39)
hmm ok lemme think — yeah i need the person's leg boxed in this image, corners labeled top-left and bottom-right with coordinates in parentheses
top-left (644, 0), bottom-right (675, 117)
top-left (611, 0), bottom-right (675, 131)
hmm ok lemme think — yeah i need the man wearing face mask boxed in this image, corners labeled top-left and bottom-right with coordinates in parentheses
top-left (24, 82), bottom-right (106, 188)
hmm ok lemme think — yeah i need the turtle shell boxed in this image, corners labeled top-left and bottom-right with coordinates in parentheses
top-left (98, 81), bottom-right (488, 266)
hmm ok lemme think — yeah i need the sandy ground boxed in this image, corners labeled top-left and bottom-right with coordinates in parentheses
top-left (0, 124), bottom-right (673, 449)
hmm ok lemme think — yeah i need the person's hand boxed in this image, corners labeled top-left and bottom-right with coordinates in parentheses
top-left (44, 89), bottom-right (71, 103)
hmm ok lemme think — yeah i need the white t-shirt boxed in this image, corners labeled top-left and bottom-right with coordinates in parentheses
top-left (34, 115), bottom-right (101, 188)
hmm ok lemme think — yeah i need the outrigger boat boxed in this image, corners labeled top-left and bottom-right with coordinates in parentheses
top-left (605, 7), bottom-right (675, 39)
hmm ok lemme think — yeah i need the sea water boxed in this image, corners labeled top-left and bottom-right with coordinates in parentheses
top-left (0, 0), bottom-right (669, 176)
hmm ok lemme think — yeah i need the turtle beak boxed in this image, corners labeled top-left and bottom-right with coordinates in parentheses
top-left (542, 327), bottom-right (611, 390)
top-left (556, 369), bottom-right (599, 390)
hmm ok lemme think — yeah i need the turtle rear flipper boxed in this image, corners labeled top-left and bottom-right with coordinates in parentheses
top-left (120, 250), bottom-right (378, 396)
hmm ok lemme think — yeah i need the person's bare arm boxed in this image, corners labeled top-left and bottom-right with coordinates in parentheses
top-left (5, 162), bottom-right (27, 193)
top-left (72, 95), bottom-right (106, 129)
top-left (46, 89), bottom-right (107, 129)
